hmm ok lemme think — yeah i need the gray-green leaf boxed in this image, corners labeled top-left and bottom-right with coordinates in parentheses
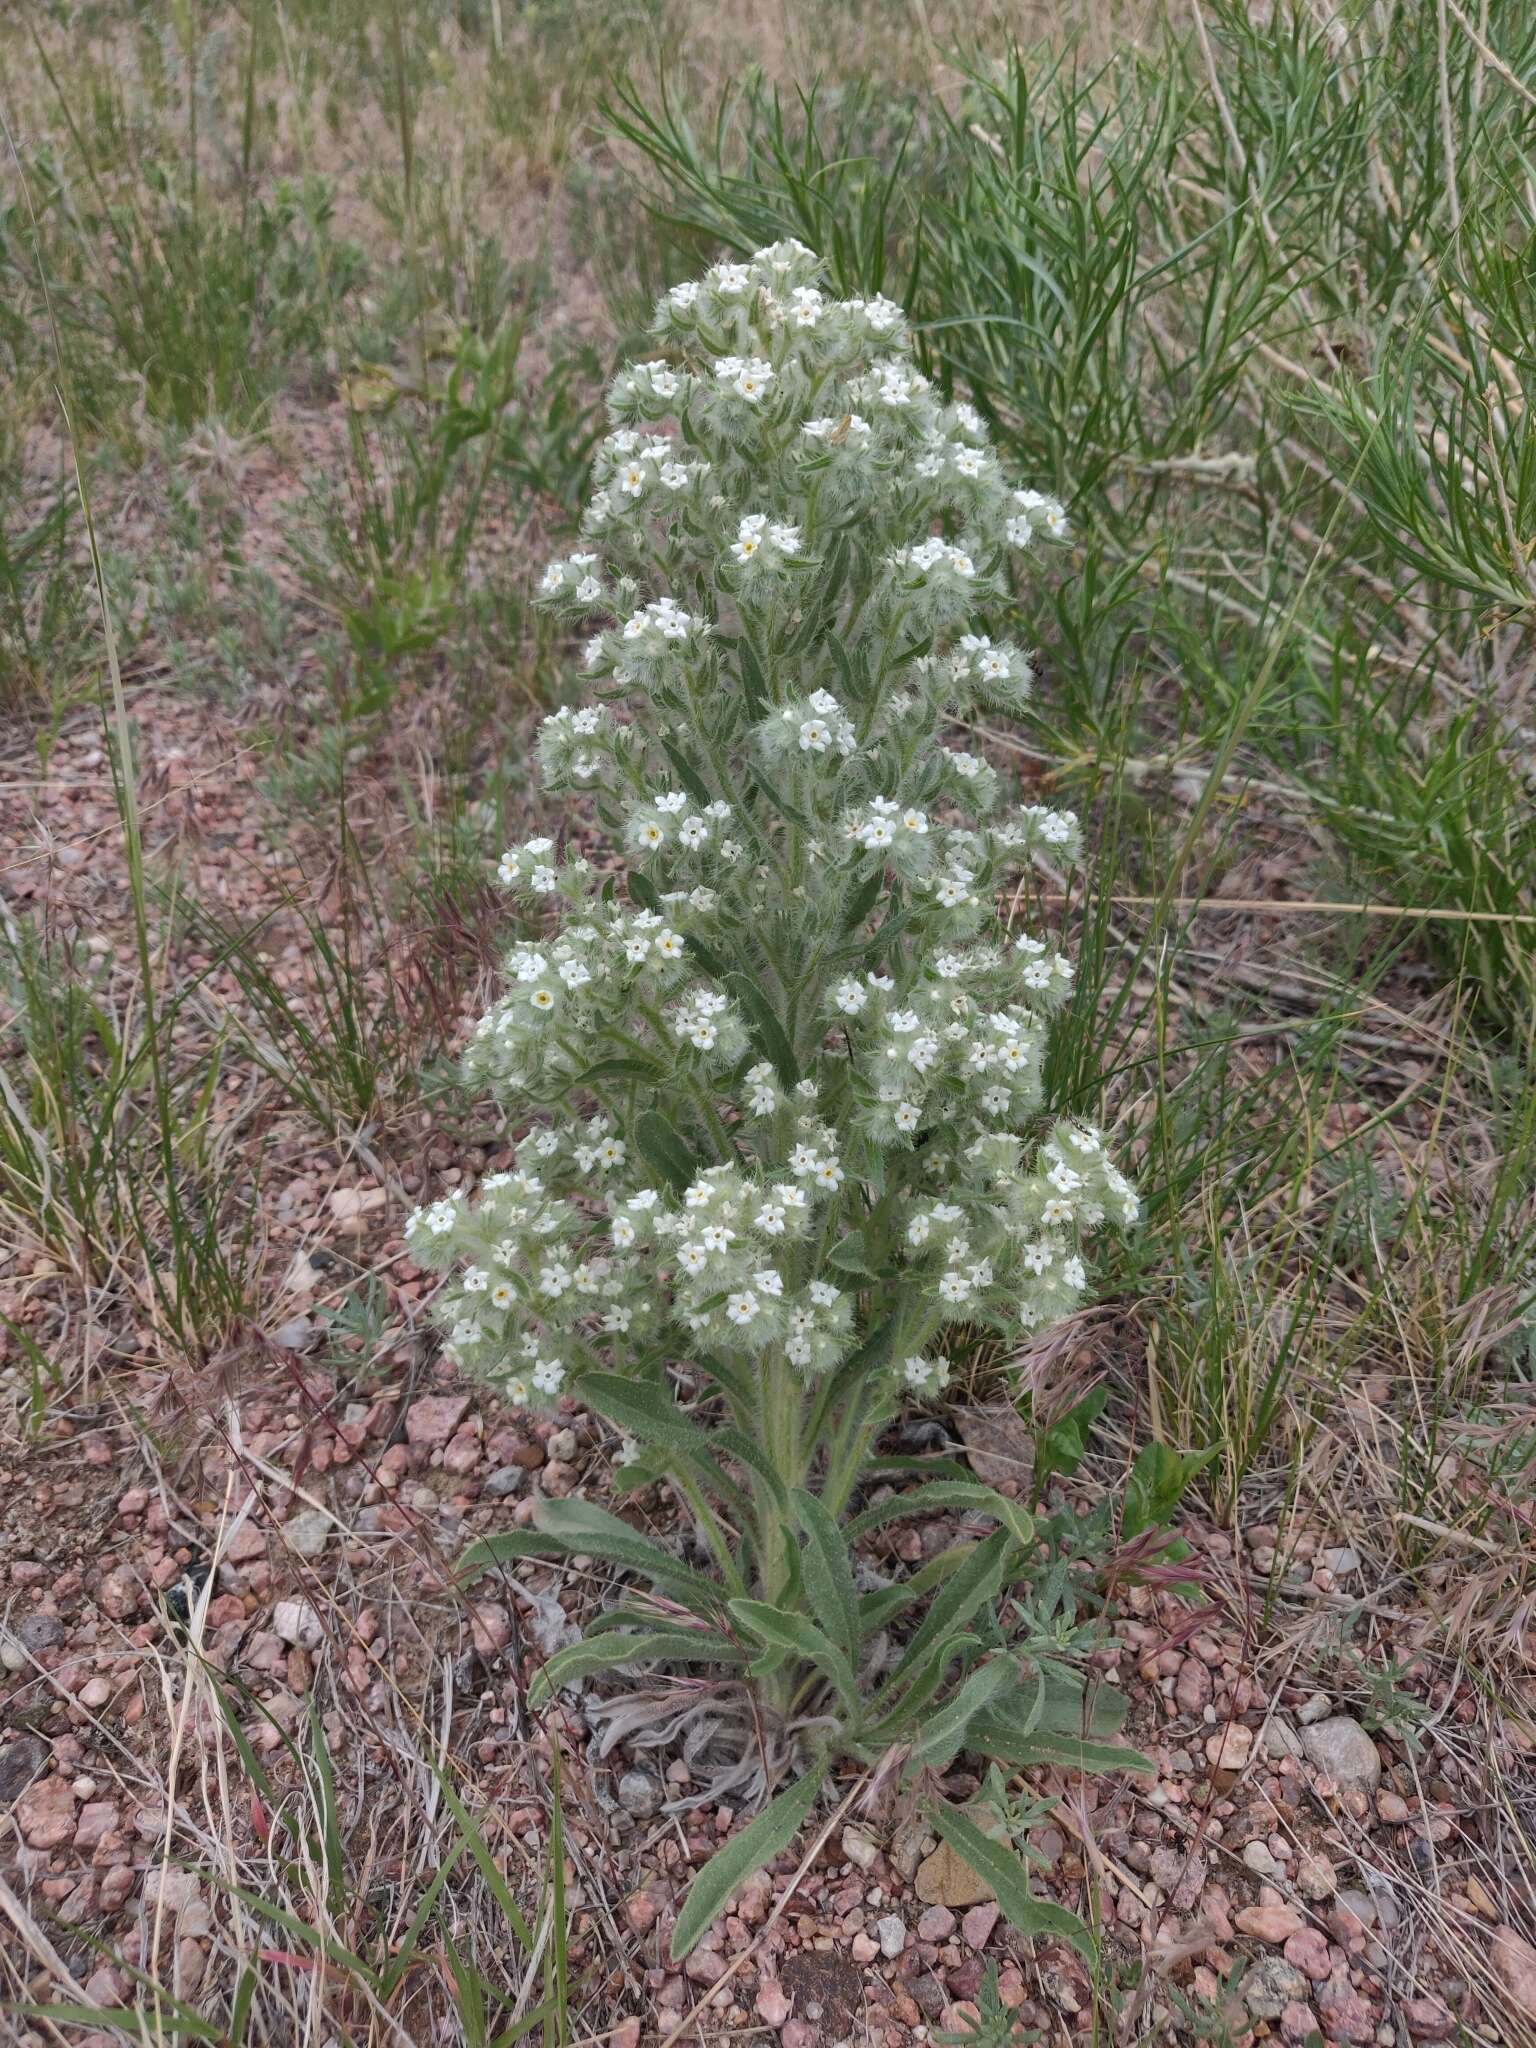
top-left (930, 1801), bottom-right (1094, 1960)
top-left (670, 1764), bottom-right (827, 1960)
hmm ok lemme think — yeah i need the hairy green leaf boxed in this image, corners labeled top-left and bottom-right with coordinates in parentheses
top-left (634, 1109), bottom-right (698, 1193)
top-left (930, 1802), bottom-right (1094, 1959)
top-left (671, 1763), bottom-right (827, 1960)
top-left (580, 1373), bottom-right (751, 1519)
top-left (725, 969), bottom-right (799, 1086)
top-left (910, 1657), bottom-right (1025, 1769)
top-left (792, 1488), bottom-right (861, 1664)
top-left (728, 1597), bottom-right (859, 1714)
top-left (528, 1629), bottom-right (742, 1705)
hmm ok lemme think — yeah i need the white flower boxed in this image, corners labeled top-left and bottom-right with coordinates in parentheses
top-left (894, 1102), bottom-right (920, 1131)
top-left (726, 1292), bottom-right (759, 1325)
top-left (754, 1268), bottom-right (784, 1297)
top-left (717, 355), bottom-right (774, 402)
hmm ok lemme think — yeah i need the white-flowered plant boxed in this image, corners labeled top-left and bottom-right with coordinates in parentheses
top-left (447, 243), bottom-right (1152, 1952)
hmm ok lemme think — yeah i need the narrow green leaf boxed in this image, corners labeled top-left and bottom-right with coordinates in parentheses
top-left (725, 970), bottom-right (798, 1085)
top-left (635, 1108), bottom-right (698, 1193)
top-left (628, 870), bottom-right (662, 914)
top-left (846, 1480), bottom-right (1032, 1540)
top-left (229, 1964), bottom-right (256, 2048)
top-left (531, 1499), bottom-right (726, 1612)
top-left (727, 1597), bottom-right (859, 1714)
top-left (826, 1229), bottom-right (876, 1277)
top-left (660, 736), bottom-right (713, 809)
top-left (841, 864), bottom-right (883, 932)
top-left (7, 2008), bottom-right (219, 2042)
top-left (1122, 1442), bottom-right (1218, 1539)
top-left (970, 1722), bottom-right (1157, 1776)
top-left (792, 1489), bottom-right (861, 1663)
top-left (670, 1764), bottom-right (827, 1960)
top-left (930, 1801), bottom-right (1094, 1960)
top-left (682, 931), bottom-right (730, 980)
top-left (909, 1658), bottom-right (1022, 1768)
top-left (378, 1834), bottom-right (469, 1997)
top-left (570, 1055), bottom-right (663, 1087)
top-left (1035, 1386), bottom-right (1109, 1496)
top-left (580, 1373), bottom-right (751, 1518)
top-left (736, 631), bottom-right (768, 718)
top-left (715, 1425), bottom-right (790, 1512)
top-left (431, 1771), bottom-right (536, 1952)
top-left (865, 1633), bottom-right (978, 1736)
top-left (528, 1629), bottom-right (743, 1706)
top-left (879, 1527), bottom-right (1015, 1694)
top-left (457, 1529), bottom-right (563, 1580)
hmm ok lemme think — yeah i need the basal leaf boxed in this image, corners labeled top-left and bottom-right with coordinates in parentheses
top-left (727, 1598), bottom-right (859, 1715)
top-left (531, 1499), bottom-right (724, 1614)
top-left (670, 1763), bottom-right (827, 1960)
top-left (792, 1488), bottom-right (861, 1664)
top-left (528, 1629), bottom-right (742, 1706)
top-left (846, 1481), bottom-right (1033, 1542)
top-left (909, 1657), bottom-right (1024, 1769)
top-left (879, 1527), bottom-right (1015, 1693)
top-left (930, 1801), bottom-right (1094, 1960)
top-left (457, 1529), bottom-right (562, 1580)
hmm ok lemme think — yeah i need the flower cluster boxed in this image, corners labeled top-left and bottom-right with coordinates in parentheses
top-left (408, 238), bottom-right (1131, 1418)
